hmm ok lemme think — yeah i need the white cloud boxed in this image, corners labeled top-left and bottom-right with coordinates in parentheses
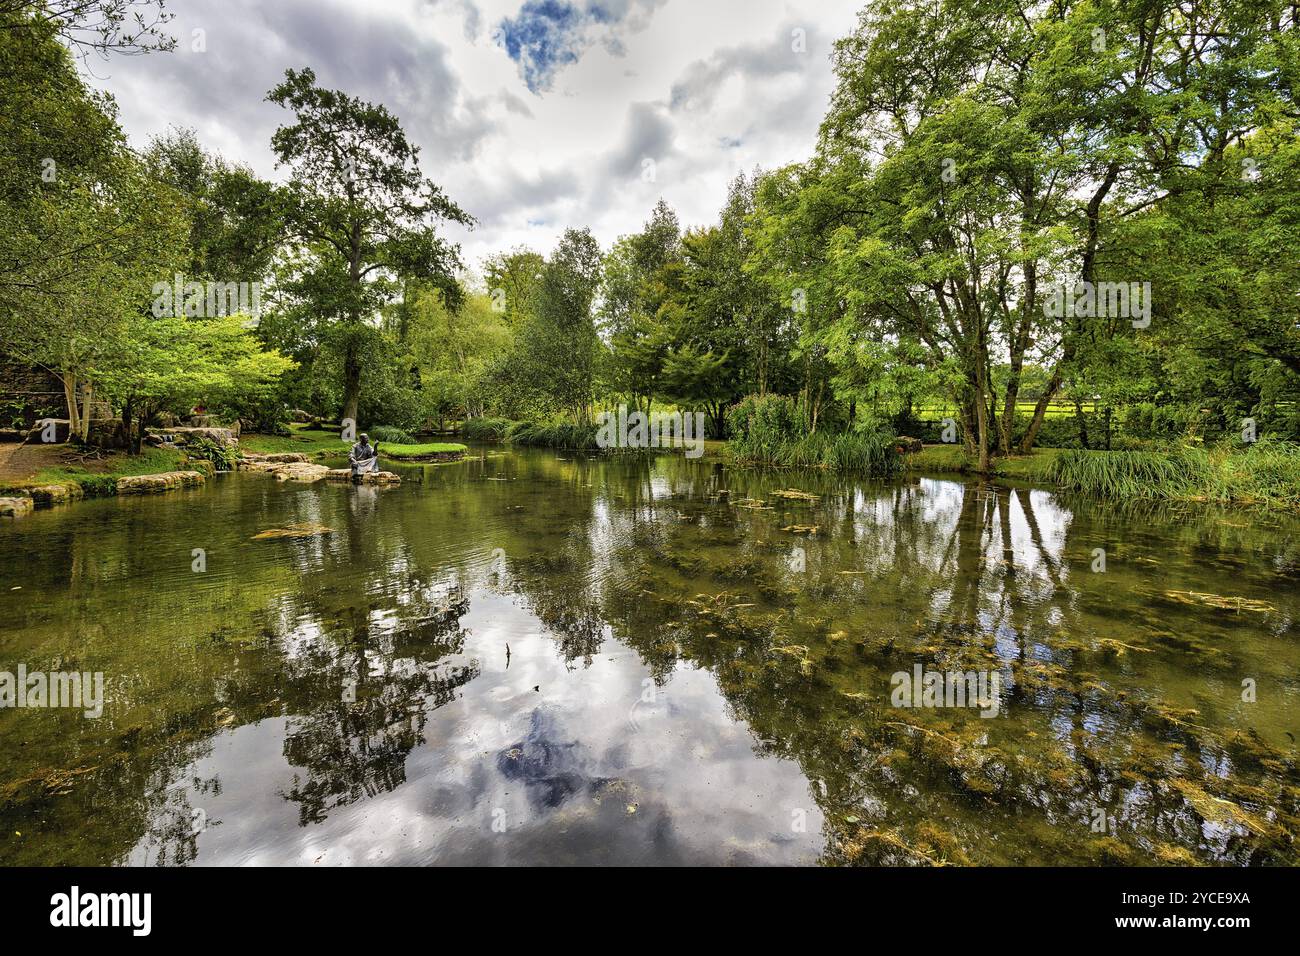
top-left (86, 0), bottom-right (861, 271)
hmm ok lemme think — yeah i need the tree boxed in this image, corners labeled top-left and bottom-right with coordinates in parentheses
top-left (266, 67), bottom-right (473, 427)
top-left (407, 286), bottom-right (512, 425)
top-left (107, 314), bottom-right (294, 452)
top-left (512, 228), bottom-right (603, 422)
top-left (0, 0), bottom-right (174, 59)
top-left (144, 128), bottom-right (284, 287)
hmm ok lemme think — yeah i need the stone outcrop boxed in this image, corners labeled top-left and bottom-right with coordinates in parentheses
top-left (271, 462), bottom-right (331, 482)
top-left (238, 453), bottom-right (309, 466)
top-left (29, 483), bottom-right (84, 506)
top-left (0, 497), bottom-right (33, 518)
top-left (237, 454), bottom-right (330, 482)
top-left (116, 470), bottom-right (206, 495)
top-left (145, 426), bottom-right (238, 447)
top-left (87, 418), bottom-right (131, 450)
top-left (326, 468), bottom-right (401, 485)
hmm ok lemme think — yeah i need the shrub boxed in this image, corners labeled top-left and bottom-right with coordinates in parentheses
top-left (185, 435), bottom-right (239, 471)
top-left (726, 394), bottom-right (802, 459)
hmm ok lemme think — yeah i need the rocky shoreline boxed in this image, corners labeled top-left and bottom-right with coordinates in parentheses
top-left (0, 451), bottom-right (403, 518)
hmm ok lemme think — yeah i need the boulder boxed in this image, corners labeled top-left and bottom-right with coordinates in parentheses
top-left (326, 469), bottom-right (401, 485)
top-left (86, 418), bottom-right (130, 450)
top-left (29, 483), bottom-right (83, 506)
top-left (26, 419), bottom-right (70, 444)
top-left (0, 497), bottom-right (34, 518)
top-left (239, 452), bottom-right (309, 465)
top-left (147, 426), bottom-right (238, 447)
top-left (289, 409), bottom-right (315, 423)
top-left (116, 470), bottom-right (206, 495)
top-left (271, 462), bottom-right (331, 482)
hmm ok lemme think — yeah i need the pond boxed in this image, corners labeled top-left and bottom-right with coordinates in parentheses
top-left (1, 446), bottom-right (1297, 865)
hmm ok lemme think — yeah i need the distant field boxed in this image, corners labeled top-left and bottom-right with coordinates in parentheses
top-left (915, 402), bottom-right (1081, 421)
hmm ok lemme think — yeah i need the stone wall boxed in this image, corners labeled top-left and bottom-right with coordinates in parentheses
top-left (0, 363), bottom-right (111, 429)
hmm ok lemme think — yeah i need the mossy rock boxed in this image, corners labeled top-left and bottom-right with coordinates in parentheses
top-left (116, 471), bottom-right (206, 495)
top-left (0, 496), bottom-right (34, 518)
top-left (29, 483), bottom-right (84, 506)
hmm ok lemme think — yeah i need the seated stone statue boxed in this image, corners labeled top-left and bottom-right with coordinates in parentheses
top-left (349, 434), bottom-right (379, 477)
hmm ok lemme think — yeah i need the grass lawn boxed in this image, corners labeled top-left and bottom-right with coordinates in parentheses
top-left (380, 442), bottom-right (469, 459)
top-left (239, 424), bottom-right (350, 456)
top-left (904, 444), bottom-right (1062, 480)
top-left (0, 445), bottom-right (187, 495)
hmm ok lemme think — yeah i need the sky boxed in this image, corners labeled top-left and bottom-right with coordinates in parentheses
top-left (86, 0), bottom-right (862, 279)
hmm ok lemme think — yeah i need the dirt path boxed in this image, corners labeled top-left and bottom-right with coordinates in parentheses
top-left (0, 442), bottom-right (124, 485)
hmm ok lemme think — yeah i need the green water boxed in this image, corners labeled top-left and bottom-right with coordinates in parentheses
top-left (1, 446), bottom-right (1297, 865)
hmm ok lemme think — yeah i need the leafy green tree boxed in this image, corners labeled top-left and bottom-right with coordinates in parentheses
top-left (266, 67), bottom-right (472, 427)
top-left (107, 314), bottom-right (294, 452)
top-left (511, 228), bottom-right (603, 423)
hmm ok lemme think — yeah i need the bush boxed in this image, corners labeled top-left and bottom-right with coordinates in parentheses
top-left (185, 435), bottom-right (239, 471)
top-left (368, 425), bottom-right (415, 444)
top-left (726, 394), bottom-right (802, 459)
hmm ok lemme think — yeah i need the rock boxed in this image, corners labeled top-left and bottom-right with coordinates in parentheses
top-left (25, 419), bottom-right (70, 444)
top-left (358, 471), bottom-right (401, 485)
top-left (239, 452), bottom-right (309, 465)
top-left (116, 470), bottom-right (206, 495)
top-left (29, 483), bottom-right (83, 506)
top-left (289, 409), bottom-right (315, 423)
top-left (894, 436), bottom-right (924, 455)
top-left (325, 469), bottom-right (401, 485)
top-left (186, 459), bottom-right (216, 477)
top-left (86, 418), bottom-right (130, 450)
top-left (146, 426), bottom-right (238, 447)
top-left (271, 462), bottom-right (331, 482)
top-left (0, 428), bottom-right (25, 443)
top-left (0, 497), bottom-right (34, 518)
top-left (252, 523), bottom-right (333, 540)
top-left (238, 457), bottom-right (330, 482)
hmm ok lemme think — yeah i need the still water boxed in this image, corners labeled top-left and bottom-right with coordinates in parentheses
top-left (1, 446), bottom-right (1297, 865)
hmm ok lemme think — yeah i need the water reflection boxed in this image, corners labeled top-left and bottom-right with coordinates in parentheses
top-left (0, 448), bottom-right (1296, 865)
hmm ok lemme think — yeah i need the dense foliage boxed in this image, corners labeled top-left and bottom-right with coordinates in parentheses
top-left (2, 0), bottom-right (1295, 484)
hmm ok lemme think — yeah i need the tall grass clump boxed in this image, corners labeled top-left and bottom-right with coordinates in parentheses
top-left (727, 394), bottom-right (801, 461)
top-left (1048, 448), bottom-right (1213, 500)
top-left (727, 394), bottom-right (900, 476)
top-left (462, 417), bottom-right (514, 441)
top-left (368, 425), bottom-right (416, 444)
top-left (1212, 439), bottom-right (1300, 506)
top-left (506, 420), bottom-right (600, 450)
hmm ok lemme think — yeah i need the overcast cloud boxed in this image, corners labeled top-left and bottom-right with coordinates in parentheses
top-left (86, 0), bottom-right (860, 281)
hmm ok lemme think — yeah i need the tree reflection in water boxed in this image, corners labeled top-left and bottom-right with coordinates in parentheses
top-left (1, 449), bottom-right (1296, 865)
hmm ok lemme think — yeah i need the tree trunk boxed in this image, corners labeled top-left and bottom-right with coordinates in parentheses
top-left (341, 343), bottom-right (361, 429)
top-left (79, 382), bottom-right (94, 441)
top-left (1018, 363), bottom-right (1064, 453)
top-left (61, 372), bottom-right (80, 438)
